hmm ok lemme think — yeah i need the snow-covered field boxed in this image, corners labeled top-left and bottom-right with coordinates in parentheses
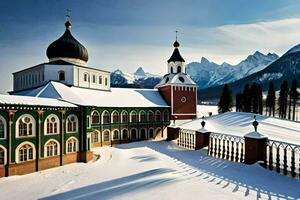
top-left (1, 140), bottom-right (299, 200)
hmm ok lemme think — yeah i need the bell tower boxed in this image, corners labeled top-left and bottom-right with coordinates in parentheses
top-left (156, 34), bottom-right (197, 120)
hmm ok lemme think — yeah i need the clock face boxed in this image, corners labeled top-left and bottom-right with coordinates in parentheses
top-left (181, 96), bottom-right (187, 103)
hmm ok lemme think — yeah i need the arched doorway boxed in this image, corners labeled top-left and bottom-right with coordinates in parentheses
top-left (140, 128), bottom-right (147, 140)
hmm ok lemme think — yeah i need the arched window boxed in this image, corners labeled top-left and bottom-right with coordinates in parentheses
top-left (91, 111), bottom-right (100, 124)
top-left (84, 73), bottom-right (89, 82)
top-left (98, 76), bottom-right (102, 84)
top-left (66, 114), bottom-right (78, 133)
top-left (170, 67), bottom-right (174, 73)
top-left (139, 111), bottom-right (146, 122)
top-left (111, 111), bottom-right (119, 123)
top-left (148, 111), bottom-right (154, 122)
top-left (0, 146), bottom-right (6, 165)
top-left (0, 116), bottom-right (6, 139)
top-left (58, 71), bottom-right (65, 81)
top-left (91, 131), bottom-right (99, 143)
top-left (66, 137), bottom-right (78, 153)
top-left (113, 130), bottom-right (119, 140)
top-left (16, 114), bottom-right (35, 137)
top-left (16, 142), bottom-right (35, 163)
top-left (155, 111), bottom-right (161, 122)
top-left (102, 111), bottom-right (110, 124)
top-left (163, 110), bottom-right (169, 122)
top-left (122, 129), bottom-right (128, 140)
top-left (130, 111), bottom-right (137, 122)
top-left (121, 111), bottom-right (128, 123)
top-left (92, 75), bottom-right (96, 83)
top-left (103, 130), bottom-right (110, 141)
top-left (177, 66), bottom-right (182, 73)
top-left (140, 129), bottom-right (147, 139)
top-left (44, 139), bottom-right (59, 157)
top-left (44, 114), bottom-right (59, 135)
top-left (131, 129), bottom-right (137, 140)
top-left (105, 77), bottom-right (108, 86)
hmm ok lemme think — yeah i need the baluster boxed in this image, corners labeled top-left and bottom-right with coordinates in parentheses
top-left (291, 149), bottom-right (296, 178)
top-left (268, 145), bottom-right (273, 170)
top-left (226, 140), bottom-right (230, 160)
top-left (231, 140), bottom-right (235, 161)
top-left (276, 146), bottom-right (280, 173)
top-left (210, 137), bottom-right (214, 156)
top-left (218, 137), bottom-right (221, 158)
top-left (240, 142), bottom-right (244, 162)
top-left (214, 137), bottom-right (218, 157)
top-left (235, 141), bottom-right (240, 162)
top-left (283, 148), bottom-right (288, 175)
top-left (222, 139), bottom-right (226, 159)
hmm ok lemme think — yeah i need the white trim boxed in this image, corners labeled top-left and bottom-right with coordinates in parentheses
top-left (15, 141), bottom-right (36, 164)
top-left (44, 139), bottom-right (60, 158)
top-left (101, 110), bottom-right (110, 124)
top-left (121, 111), bottom-right (128, 123)
top-left (102, 129), bottom-right (110, 141)
top-left (91, 110), bottom-right (100, 124)
top-left (44, 114), bottom-right (60, 135)
top-left (66, 137), bottom-right (79, 154)
top-left (171, 85), bottom-right (174, 115)
top-left (0, 115), bottom-right (7, 140)
top-left (16, 114), bottom-right (36, 138)
top-left (130, 111), bottom-right (137, 122)
top-left (139, 110), bottom-right (146, 122)
top-left (87, 115), bottom-right (91, 128)
top-left (0, 145), bottom-right (7, 165)
top-left (66, 114), bottom-right (79, 133)
top-left (111, 110), bottom-right (119, 123)
top-left (91, 130), bottom-right (100, 143)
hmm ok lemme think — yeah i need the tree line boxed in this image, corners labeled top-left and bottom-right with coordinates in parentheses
top-left (218, 79), bottom-right (299, 121)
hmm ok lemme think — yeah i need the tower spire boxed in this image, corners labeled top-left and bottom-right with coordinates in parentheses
top-left (173, 30), bottom-right (180, 48)
top-left (175, 30), bottom-right (178, 41)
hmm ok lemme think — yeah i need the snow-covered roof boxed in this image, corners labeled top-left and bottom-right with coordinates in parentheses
top-left (177, 112), bottom-right (300, 145)
top-left (0, 94), bottom-right (77, 108)
top-left (14, 81), bottom-right (169, 108)
top-left (156, 73), bottom-right (196, 88)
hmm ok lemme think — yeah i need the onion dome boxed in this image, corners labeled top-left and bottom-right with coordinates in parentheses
top-left (168, 40), bottom-right (185, 63)
top-left (46, 19), bottom-right (88, 65)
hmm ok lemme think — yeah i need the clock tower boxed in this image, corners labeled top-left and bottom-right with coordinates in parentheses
top-left (156, 37), bottom-right (197, 120)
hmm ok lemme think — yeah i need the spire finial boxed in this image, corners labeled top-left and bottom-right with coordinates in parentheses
top-left (201, 116), bottom-right (206, 128)
top-left (65, 9), bottom-right (72, 29)
top-left (252, 115), bottom-right (259, 132)
top-left (175, 30), bottom-right (178, 41)
top-left (173, 30), bottom-right (180, 48)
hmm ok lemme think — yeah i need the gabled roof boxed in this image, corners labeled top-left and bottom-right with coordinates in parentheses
top-left (14, 81), bottom-right (169, 108)
top-left (0, 94), bottom-right (77, 108)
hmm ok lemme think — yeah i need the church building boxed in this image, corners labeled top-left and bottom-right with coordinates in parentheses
top-left (0, 17), bottom-right (197, 177)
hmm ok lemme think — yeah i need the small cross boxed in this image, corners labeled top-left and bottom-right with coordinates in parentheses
top-left (175, 30), bottom-right (178, 41)
top-left (66, 9), bottom-right (71, 21)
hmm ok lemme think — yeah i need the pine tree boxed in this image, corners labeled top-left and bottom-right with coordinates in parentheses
top-left (278, 80), bottom-right (289, 118)
top-left (266, 82), bottom-right (275, 116)
top-left (218, 84), bottom-right (233, 113)
top-left (250, 83), bottom-right (259, 113)
top-left (242, 84), bottom-right (251, 112)
top-left (258, 85), bottom-right (263, 114)
top-left (236, 93), bottom-right (243, 112)
top-left (290, 79), bottom-right (299, 121)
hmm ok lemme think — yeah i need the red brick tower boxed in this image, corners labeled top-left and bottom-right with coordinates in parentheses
top-left (156, 38), bottom-right (197, 120)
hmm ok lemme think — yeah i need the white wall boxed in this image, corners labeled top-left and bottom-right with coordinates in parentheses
top-left (168, 61), bottom-right (185, 74)
top-left (44, 64), bottom-right (74, 85)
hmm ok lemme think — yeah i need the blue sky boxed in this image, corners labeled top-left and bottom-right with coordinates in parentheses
top-left (1, 0), bottom-right (300, 93)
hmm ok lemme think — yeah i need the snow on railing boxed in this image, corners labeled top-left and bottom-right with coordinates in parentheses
top-left (208, 132), bottom-right (245, 163)
top-left (178, 129), bottom-right (196, 150)
top-left (264, 139), bottom-right (300, 179)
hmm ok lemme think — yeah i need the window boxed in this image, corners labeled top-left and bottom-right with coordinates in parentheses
top-left (177, 66), bottom-right (182, 73)
top-left (102, 111), bottom-right (110, 124)
top-left (92, 111), bottom-right (100, 124)
top-left (155, 111), bottom-right (161, 122)
top-left (121, 111), bottom-right (128, 123)
top-left (163, 110), bottom-right (169, 122)
top-left (149, 129), bottom-right (154, 138)
top-left (139, 111), bottom-right (146, 122)
top-left (66, 137), bottom-right (78, 153)
top-left (84, 73), bottom-right (89, 82)
top-left (99, 76), bottom-right (102, 84)
top-left (17, 114), bottom-right (35, 137)
top-left (148, 111), bottom-right (154, 122)
top-left (122, 129), bottom-right (128, 140)
top-left (130, 111), bottom-right (137, 122)
top-left (0, 147), bottom-right (5, 165)
top-left (103, 130), bottom-right (110, 141)
top-left (113, 130), bottom-right (119, 140)
top-left (105, 77), bottom-right (108, 86)
top-left (17, 142), bottom-right (35, 163)
top-left (141, 129), bottom-right (146, 139)
top-left (179, 76), bottom-right (185, 83)
top-left (58, 71), bottom-right (65, 81)
top-left (45, 140), bottom-right (59, 157)
top-left (92, 131), bottom-right (99, 143)
top-left (112, 111), bottom-right (119, 123)
top-left (66, 114), bottom-right (78, 133)
top-left (170, 67), bottom-right (174, 73)
top-left (92, 75), bottom-right (96, 83)
top-left (131, 129), bottom-right (137, 140)
top-left (0, 116), bottom-right (6, 139)
top-left (45, 115), bottom-right (59, 135)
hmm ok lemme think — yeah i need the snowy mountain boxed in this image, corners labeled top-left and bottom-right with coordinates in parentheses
top-left (186, 51), bottom-right (279, 89)
top-left (111, 67), bottom-right (161, 88)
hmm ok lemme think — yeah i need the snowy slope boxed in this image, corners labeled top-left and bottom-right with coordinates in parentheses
top-left (1, 141), bottom-right (299, 200)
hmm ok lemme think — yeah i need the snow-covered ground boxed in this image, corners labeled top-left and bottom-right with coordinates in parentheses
top-left (1, 140), bottom-right (299, 200)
